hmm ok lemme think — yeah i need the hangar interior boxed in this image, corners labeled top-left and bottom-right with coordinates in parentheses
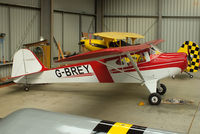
top-left (0, 0), bottom-right (200, 133)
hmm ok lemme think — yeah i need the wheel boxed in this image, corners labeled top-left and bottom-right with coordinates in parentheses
top-left (190, 75), bottom-right (193, 78)
top-left (24, 87), bottom-right (29, 92)
top-left (157, 83), bottom-right (167, 95)
top-left (172, 75), bottom-right (175, 79)
top-left (148, 93), bottom-right (161, 105)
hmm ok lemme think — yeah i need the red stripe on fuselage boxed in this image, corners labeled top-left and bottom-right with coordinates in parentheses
top-left (46, 60), bottom-right (113, 83)
top-left (111, 61), bottom-right (185, 74)
top-left (109, 52), bottom-right (188, 73)
top-left (63, 73), bottom-right (94, 78)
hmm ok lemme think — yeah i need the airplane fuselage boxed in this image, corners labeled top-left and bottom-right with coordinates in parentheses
top-left (11, 47), bottom-right (187, 105)
top-left (14, 52), bottom-right (187, 84)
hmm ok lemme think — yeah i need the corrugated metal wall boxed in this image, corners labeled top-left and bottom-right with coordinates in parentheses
top-left (104, 0), bottom-right (158, 44)
top-left (0, 0), bottom-right (40, 8)
top-left (161, 18), bottom-right (200, 52)
top-left (53, 0), bottom-right (96, 67)
top-left (10, 7), bottom-right (40, 57)
top-left (104, 0), bottom-right (200, 52)
top-left (0, 3), bottom-right (40, 80)
top-left (104, 17), bottom-right (157, 43)
top-left (53, 11), bottom-right (95, 67)
top-left (161, 0), bottom-right (200, 52)
top-left (104, 18), bottom-right (127, 32)
top-left (54, 0), bottom-right (95, 14)
top-left (162, 0), bottom-right (200, 16)
top-left (104, 0), bottom-right (158, 16)
top-left (128, 18), bottom-right (157, 43)
top-left (0, 5), bottom-right (40, 60)
top-left (82, 16), bottom-right (95, 33)
top-left (0, 5), bottom-right (9, 60)
top-left (63, 14), bottom-right (80, 53)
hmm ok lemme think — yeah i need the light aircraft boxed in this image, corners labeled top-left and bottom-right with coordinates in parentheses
top-left (11, 35), bottom-right (187, 105)
top-left (177, 41), bottom-right (200, 78)
top-left (79, 32), bottom-right (144, 52)
top-left (0, 108), bottom-right (180, 134)
top-left (79, 32), bottom-right (162, 63)
top-left (80, 32), bottom-right (199, 79)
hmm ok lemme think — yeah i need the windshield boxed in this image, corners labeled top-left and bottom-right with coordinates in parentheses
top-left (150, 45), bottom-right (163, 55)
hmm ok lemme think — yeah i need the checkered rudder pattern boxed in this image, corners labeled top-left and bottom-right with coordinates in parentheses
top-left (181, 41), bottom-right (200, 72)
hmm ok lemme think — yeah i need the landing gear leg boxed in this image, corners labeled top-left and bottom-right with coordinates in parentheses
top-left (144, 79), bottom-right (162, 105)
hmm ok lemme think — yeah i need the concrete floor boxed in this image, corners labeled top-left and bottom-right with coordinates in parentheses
top-left (0, 73), bottom-right (200, 134)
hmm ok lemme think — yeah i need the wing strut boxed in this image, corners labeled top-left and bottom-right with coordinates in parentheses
top-left (97, 60), bottom-right (143, 82)
top-left (126, 52), bottom-right (159, 94)
top-left (126, 52), bottom-right (145, 82)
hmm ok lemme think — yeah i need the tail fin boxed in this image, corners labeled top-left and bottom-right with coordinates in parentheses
top-left (11, 49), bottom-right (46, 78)
top-left (178, 41), bottom-right (200, 72)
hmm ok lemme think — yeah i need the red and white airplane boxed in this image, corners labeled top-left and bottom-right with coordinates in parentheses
top-left (11, 40), bottom-right (188, 105)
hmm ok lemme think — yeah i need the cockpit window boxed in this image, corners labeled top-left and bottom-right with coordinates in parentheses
top-left (91, 44), bottom-right (107, 49)
top-left (150, 46), bottom-right (162, 55)
top-left (116, 53), bottom-right (146, 66)
top-left (109, 40), bottom-right (132, 47)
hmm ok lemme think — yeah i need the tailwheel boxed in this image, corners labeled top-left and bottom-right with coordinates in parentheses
top-left (24, 86), bottom-right (30, 92)
top-left (156, 83), bottom-right (167, 95)
top-left (184, 71), bottom-right (193, 78)
top-left (148, 93), bottom-right (161, 105)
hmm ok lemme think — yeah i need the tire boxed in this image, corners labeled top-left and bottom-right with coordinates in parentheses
top-left (148, 93), bottom-right (161, 105)
top-left (157, 83), bottom-right (167, 95)
top-left (24, 87), bottom-right (29, 92)
top-left (190, 75), bottom-right (193, 78)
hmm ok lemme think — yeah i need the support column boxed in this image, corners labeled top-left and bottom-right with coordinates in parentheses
top-left (41, 0), bottom-right (53, 67)
top-left (157, 0), bottom-right (162, 39)
top-left (96, 0), bottom-right (104, 32)
top-left (41, 0), bottom-right (53, 44)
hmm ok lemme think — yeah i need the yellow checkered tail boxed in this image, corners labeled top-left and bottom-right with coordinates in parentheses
top-left (178, 41), bottom-right (200, 72)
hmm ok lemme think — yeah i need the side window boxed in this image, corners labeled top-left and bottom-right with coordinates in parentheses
top-left (115, 53), bottom-right (147, 66)
top-left (143, 52), bottom-right (150, 62)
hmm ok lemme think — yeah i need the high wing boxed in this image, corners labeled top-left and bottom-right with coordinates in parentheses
top-left (144, 39), bottom-right (164, 46)
top-left (93, 32), bottom-right (144, 40)
top-left (55, 44), bottom-right (151, 63)
top-left (55, 39), bottom-right (163, 63)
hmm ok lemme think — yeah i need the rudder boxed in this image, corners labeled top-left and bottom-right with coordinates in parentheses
top-left (178, 41), bottom-right (200, 72)
top-left (11, 49), bottom-right (46, 78)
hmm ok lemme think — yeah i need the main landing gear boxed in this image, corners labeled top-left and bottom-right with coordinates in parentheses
top-left (156, 83), bottom-right (167, 95)
top-left (148, 83), bottom-right (167, 105)
top-left (148, 93), bottom-right (161, 105)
